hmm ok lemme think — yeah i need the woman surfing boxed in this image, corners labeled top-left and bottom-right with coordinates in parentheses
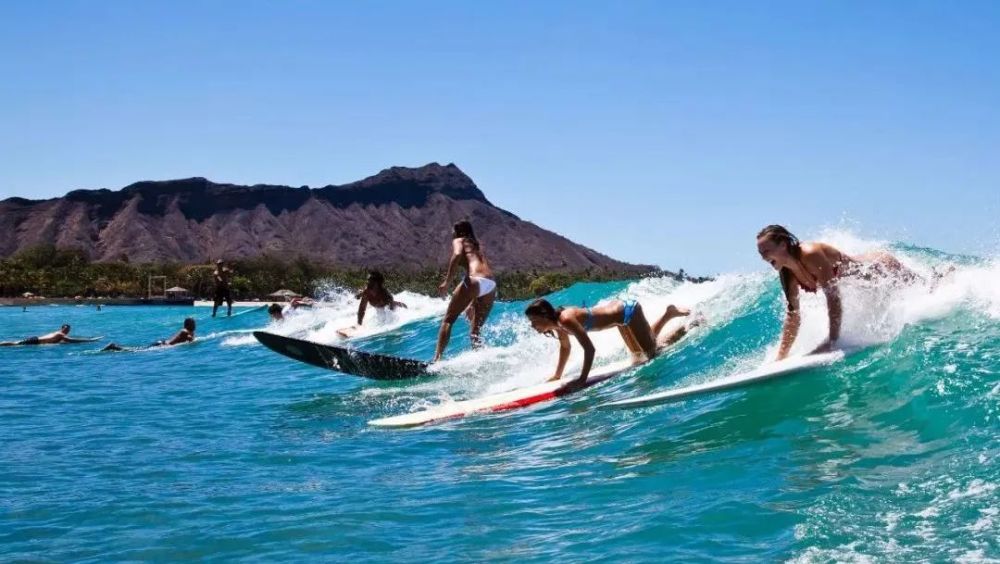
top-left (433, 221), bottom-right (496, 362)
top-left (756, 224), bottom-right (918, 360)
top-left (524, 299), bottom-right (692, 383)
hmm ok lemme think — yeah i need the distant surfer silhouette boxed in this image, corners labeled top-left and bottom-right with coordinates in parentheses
top-left (212, 260), bottom-right (233, 317)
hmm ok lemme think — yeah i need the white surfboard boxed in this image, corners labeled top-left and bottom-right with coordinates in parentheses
top-left (369, 360), bottom-right (635, 429)
top-left (600, 351), bottom-right (845, 410)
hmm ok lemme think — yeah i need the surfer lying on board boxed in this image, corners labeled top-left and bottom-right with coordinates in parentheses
top-left (0, 324), bottom-right (91, 346)
top-left (337, 271), bottom-right (407, 338)
top-left (433, 221), bottom-right (496, 362)
top-left (757, 224), bottom-right (919, 360)
top-left (525, 299), bottom-right (691, 382)
top-left (100, 318), bottom-right (196, 351)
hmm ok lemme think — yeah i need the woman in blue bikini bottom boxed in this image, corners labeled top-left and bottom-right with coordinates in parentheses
top-left (524, 299), bottom-right (691, 382)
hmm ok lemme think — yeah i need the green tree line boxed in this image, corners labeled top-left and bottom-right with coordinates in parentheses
top-left (0, 245), bottom-right (705, 301)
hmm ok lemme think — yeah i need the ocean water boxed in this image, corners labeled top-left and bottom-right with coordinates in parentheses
top-left (2, 233), bottom-right (998, 562)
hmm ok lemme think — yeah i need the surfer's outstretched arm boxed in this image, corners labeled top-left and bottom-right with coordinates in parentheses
top-left (565, 319), bottom-right (595, 382)
top-left (813, 284), bottom-right (842, 354)
top-left (777, 282), bottom-right (801, 361)
top-left (356, 294), bottom-right (369, 325)
top-left (547, 331), bottom-right (572, 381)
top-left (438, 239), bottom-right (463, 295)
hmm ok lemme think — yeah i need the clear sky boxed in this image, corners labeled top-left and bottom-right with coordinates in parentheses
top-left (2, 1), bottom-right (998, 274)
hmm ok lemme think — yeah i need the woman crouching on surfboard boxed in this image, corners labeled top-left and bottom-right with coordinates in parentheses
top-left (433, 221), bottom-right (496, 362)
top-left (757, 224), bottom-right (917, 360)
top-left (525, 299), bottom-right (691, 382)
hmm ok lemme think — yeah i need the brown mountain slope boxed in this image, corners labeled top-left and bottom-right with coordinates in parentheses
top-left (0, 163), bottom-right (653, 273)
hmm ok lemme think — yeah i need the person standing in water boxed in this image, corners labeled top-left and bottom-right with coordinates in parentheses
top-left (101, 318), bottom-right (196, 351)
top-left (433, 221), bottom-right (496, 362)
top-left (0, 324), bottom-right (91, 346)
top-left (756, 224), bottom-right (917, 360)
top-left (525, 299), bottom-right (692, 382)
top-left (212, 259), bottom-right (233, 317)
top-left (337, 271), bottom-right (408, 338)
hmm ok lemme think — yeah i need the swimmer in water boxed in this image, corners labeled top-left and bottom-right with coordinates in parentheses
top-left (0, 324), bottom-right (92, 346)
top-left (101, 318), bottom-right (196, 351)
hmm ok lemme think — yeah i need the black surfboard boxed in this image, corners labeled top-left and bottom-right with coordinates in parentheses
top-left (253, 331), bottom-right (430, 380)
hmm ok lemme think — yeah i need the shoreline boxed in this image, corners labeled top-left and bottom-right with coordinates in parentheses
top-left (0, 297), bottom-right (195, 307)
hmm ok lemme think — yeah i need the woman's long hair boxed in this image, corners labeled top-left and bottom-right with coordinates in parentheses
top-left (525, 298), bottom-right (563, 337)
top-left (453, 220), bottom-right (479, 251)
top-left (758, 224), bottom-right (802, 309)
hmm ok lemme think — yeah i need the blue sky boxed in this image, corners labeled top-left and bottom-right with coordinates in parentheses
top-left (2, 1), bottom-right (998, 274)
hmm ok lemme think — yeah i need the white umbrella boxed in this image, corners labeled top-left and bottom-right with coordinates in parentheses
top-left (269, 289), bottom-right (301, 298)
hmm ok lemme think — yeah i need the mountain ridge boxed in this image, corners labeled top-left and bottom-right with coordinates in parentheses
top-left (0, 163), bottom-right (653, 274)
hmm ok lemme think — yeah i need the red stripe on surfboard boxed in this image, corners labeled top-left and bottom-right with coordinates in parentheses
top-left (386, 366), bottom-right (627, 427)
top-left (488, 390), bottom-right (560, 413)
top-left (485, 370), bottom-right (620, 415)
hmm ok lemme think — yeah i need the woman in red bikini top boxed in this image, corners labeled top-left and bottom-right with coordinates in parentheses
top-left (756, 224), bottom-right (914, 360)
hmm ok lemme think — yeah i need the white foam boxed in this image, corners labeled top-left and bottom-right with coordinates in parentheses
top-left (252, 287), bottom-right (448, 344)
top-left (753, 229), bottom-right (1000, 357)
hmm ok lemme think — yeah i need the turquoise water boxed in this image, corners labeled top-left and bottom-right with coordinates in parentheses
top-left (2, 238), bottom-right (998, 561)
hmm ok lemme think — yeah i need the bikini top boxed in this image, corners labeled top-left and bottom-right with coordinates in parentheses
top-left (795, 262), bottom-right (839, 293)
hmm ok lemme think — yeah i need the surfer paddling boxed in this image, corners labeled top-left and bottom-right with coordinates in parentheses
top-left (433, 221), bottom-right (496, 362)
top-left (756, 224), bottom-right (918, 360)
top-left (101, 318), bottom-right (196, 351)
top-left (0, 324), bottom-right (92, 346)
top-left (525, 299), bottom-right (692, 382)
top-left (212, 259), bottom-right (233, 318)
top-left (337, 271), bottom-right (407, 338)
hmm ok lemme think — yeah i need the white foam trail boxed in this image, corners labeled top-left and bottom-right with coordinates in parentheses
top-left (230, 287), bottom-right (448, 346)
top-left (374, 273), bottom-right (746, 404)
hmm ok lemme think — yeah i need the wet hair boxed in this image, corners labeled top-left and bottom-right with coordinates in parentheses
top-left (453, 220), bottom-right (479, 251)
top-left (757, 224), bottom-right (803, 310)
top-left (524, 299), bottom-right (562, 322)
top-left (367, 270), bottom-right (385, 287)
top-left (61, 324), bottom-right (71, 333)
top-left (183, 317), bottom-right (196, 332)
top-left (267, 303), bottom-right (282, 316)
